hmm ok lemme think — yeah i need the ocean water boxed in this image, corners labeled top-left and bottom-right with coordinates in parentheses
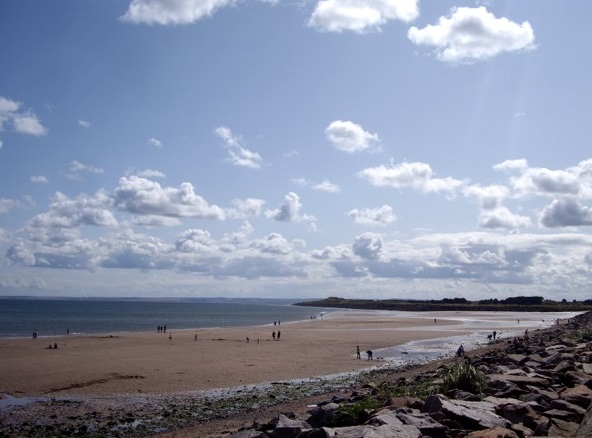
top-left (0, 298), bottom-right (329, 339)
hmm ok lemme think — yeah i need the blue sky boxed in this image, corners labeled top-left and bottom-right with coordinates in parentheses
top-left (1, 0), bottom-right (591, 300)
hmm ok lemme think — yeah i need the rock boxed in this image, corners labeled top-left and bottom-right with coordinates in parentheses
top-left (422, 395), bottom-right (509, 430)
top-left (466, 426), bottom-right (519, 438)
top-left (548, 417), bottom-right (581, 437)
top-left (550, 399), bottom-right (587, 417)
top-left (272, 414), bottom-right (311, 438)
top-left (576, 403), bottom-right (592, 438)
top-left (560, 384), bottom-right (592, 408)
top-left (494, 402), bottom-right (539, 426)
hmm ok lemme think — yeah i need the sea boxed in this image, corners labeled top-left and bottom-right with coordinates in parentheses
top-left (0, 297), bottom-right (330, 339)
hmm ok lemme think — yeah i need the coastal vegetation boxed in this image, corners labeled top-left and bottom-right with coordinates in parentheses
top-left (297, 295), bottom-right (592, 312)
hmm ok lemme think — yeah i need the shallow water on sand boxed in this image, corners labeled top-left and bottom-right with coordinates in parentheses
top-left (374, 310), bottom-right (580, 366)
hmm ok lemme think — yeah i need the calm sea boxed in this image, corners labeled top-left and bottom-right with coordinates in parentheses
top-left (0, 298), bottom-right (329, 339)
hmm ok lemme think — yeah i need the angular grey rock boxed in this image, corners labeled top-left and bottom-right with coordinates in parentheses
top-left (272, 414), bottom-right (311, 438)
top-left (422, 395), bottom-right (509, 430)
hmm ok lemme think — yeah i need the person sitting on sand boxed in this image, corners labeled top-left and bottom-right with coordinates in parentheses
top-left (54, 343), bottom-right (58, 349)
top-left (456, 344), bottom-right (465, 357)
top-left (366, 350), bottom-right (373, 360)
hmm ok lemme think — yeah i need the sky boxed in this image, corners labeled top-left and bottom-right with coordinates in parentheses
top-left (1, 0), bottom-right (591, 301)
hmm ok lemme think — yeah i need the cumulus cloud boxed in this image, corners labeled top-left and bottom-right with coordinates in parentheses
top-left (463, 184), bottom-right (508, 210)
top-left (226, 198), bottom-right (265, 219)
top-left (31, 175), bottom-right (49, 184)
top-left (265, 192), bottom-right (316, 223)
top-left (120, 0), bottom-right (236, 25)
top-left (0, 96), bottom-right (48, 144)
top-left (493, 158), bottom-right (529, 172)
top-left (325, 120), bottom-right (380, 153)
top-left (348, 205), bottom-right (396, 227)
top-left (114, 176), bottom-right (226, 219)
top-left (28, 191), bottom-right (117, 230)
top-left (408, 6), bottom-right (535, 64)
top-left (215, 126), bottom-right (263, 169)
top-left (308, 0), bottom-right (419, 33)
top-left (358, 161), bottom-right (464, 195)
top-left (352, 232), bottom-right (384, 260)
top-left (479, 207), bottom-right (531, 229)
top-left (539, 199), bottom-right (592, 228)
top-left (175, 229), bottom-right (216, 253)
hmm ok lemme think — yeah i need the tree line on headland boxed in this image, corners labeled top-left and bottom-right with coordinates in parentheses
top-left (296, 295), bottom-right (592, 312)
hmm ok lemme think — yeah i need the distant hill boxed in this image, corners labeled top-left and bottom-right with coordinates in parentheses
top-left (295, 296), bottom-right (592, 312)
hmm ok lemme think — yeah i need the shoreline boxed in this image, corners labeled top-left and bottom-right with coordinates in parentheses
top-left (0, 310), bottom-right (581, 437)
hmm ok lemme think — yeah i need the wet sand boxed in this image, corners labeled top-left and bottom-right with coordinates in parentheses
top-left (0, 310), bottom-right (564, 399)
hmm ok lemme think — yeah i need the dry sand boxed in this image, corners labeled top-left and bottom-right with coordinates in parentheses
top-left (0, 310), bottom-right (552, 399)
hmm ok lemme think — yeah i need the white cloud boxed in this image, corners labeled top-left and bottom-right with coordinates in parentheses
top-left (265, 192), bottom-right (316, 223)
top-left (358, 161), bottom-right (465, 195)
top-left (26, 191), bottom-right (117, 240)
top-left (493, 158), bottom-right (529, 172)
top-left (121, 0), bottom-right (236, 25)
top-left (70, 160), bottom-right (105, 174)
top-left (312, 180), bottom-right (340, 193)
top-left (30, 176), bottom-right (49, 184)
top-left (215, 126), bottom-right (263, 169)
top-left (132, 215), bottom-right (181, 227)
top-left (136, 169), bottom-right (166, 179)
top-left (510, 167), bottom-right (581, 198)
top-left (325, 120), bottom-right (380, 153)
top-left (226, 198), bottom-right (265, 219)
top-left (462, 184), bottom-right (508, 210)
top-left (479, 207), bottom-right (531, 229)
top-left (78, 119), bottom-right (91, 128)
top-left (0, 96), bottom-right (47, 140)
top-left (408, 6), bottom-right (535, 64)
top-left (114, 176), bottom-right (226, 219)
top-left (352, 232), bottom-right (384, 260)
top-left (348, 205), bottom-right (396, 227)
top-left (539, 199), bottom-right (592, 228)
top-left (308, 0), bottom-right (419, 33)
top-left (148, 137), bottom-right (163, 147)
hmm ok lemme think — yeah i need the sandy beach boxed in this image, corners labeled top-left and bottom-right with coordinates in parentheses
top-left (0, 310), bottom-right (566, 399)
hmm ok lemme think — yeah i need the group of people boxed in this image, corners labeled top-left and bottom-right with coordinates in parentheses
top-left (157, 325), bottom-right (167, 333)
top-left (356, 345), bottom-right (373, 360)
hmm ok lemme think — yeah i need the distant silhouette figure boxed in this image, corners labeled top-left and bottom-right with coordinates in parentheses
top-left (366, 350), bottom-right (373, 360)
top-left (277, 331), bottom-right (281, 340)
top-left (356, 346), bottom-right (361, 359)
top-left (272, 331), bottom-right (276, 341)
top-left (456, 344), bottom-right (465, 357)
top-left (54, 343), bottom-right (58, 349)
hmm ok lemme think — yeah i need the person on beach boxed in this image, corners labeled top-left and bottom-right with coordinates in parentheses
top-left (356, 345), bottom-right (361, 359)
top-left (366, 350), bottom-right (373, 360)
top-left (493, 330), bottom-right (497, 340)
top-left (194, 334), bottom-right (197, 341)
top-left (277, 331), bottom-right (281, 340)
top-left (272, 331), bottom-right (276, 340)
top-left (246, 337), bottom-right (249, 343)
top-left (456, 344), bottom-right (465, 357)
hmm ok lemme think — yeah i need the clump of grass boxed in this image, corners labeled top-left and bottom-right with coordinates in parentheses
top-left (571, 328), bottom-right (592, 341)
top-left (327, 396), bottom-right (382, 427)
top-left (437, 360), bottom-right (487, 395)
top-left (373, 380), bottom-right (439, 400)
